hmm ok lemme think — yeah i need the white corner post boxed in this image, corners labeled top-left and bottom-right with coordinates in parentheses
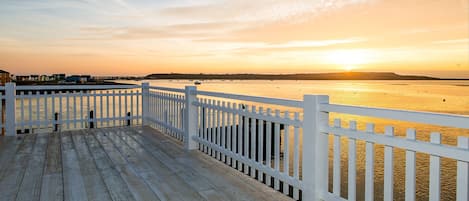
top-left (141, 82), bottom-right (150, 126)
top-left (302, 95), bottom-right (329, 201)
top-left (5, 82), bottom-right (16, 136)
top-left (184, 86), bottom-right (198, 150)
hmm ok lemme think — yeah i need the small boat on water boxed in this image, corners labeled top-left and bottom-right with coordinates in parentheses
top-left (194, 80), bottom-right (202, 85)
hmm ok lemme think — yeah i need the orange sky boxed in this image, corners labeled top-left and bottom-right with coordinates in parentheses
top-left (0, 0), bottom-right (468, 78)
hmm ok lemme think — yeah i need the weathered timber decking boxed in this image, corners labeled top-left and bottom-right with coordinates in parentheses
top-left (0, 126), bottom-right (292, 201)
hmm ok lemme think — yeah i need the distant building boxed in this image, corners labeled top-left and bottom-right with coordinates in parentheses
top-left (0, 70), bottom-right (11, 85)
top-left (65, 75), bottom-right (81, 83)
top-left (66, 75), bottom-right (92, 84)
top-left (29, 75), bottom-right (39, 81)
top-left (15, 75), bottom-right (29, 81)
top-left (52, 74), bottom-right (66, 81)
top-left (39, 75), bottom-right (48, 81)
top-left (80, 75), bottom-right (91, 83)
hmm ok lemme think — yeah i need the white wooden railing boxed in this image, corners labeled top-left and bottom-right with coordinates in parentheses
top-left (147, 84), bottom-right (469, 201)
top-left (1, 83), bottom-right (142, 134)
top-left (1, 82), bottom-right (468, 201)
top-left (142, 83), bottom-right (186, 141)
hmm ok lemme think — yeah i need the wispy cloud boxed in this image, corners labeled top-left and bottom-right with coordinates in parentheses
top-left (432, 38), bottom-right (469, 44)
top-left (159, 0), bottom-right (369, 23)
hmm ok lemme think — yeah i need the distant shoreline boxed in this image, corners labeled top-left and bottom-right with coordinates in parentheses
top-left (13, 81), bottom-right (134, 93)
top-left (144, 72), bottom-right (469, 81)
top-left (14, 80), bottom-right (130, 86)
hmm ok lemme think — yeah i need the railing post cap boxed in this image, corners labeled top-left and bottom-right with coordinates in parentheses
top-left (5, 82), bottom-right (16, 87)
top-left (142, 82), bottom-right (150, 87)
top-left (303, 94), bottom-right (329, 102)
top-left (185, 85), bottom-right (197, 91)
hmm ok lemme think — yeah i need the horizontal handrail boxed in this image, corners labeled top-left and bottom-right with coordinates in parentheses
top-left (194, 101), bottom-right (302, 127)
top-left (320, 103), bottom-right (469, 129)
top-left (15, 84), bottom-right (139, 90)
top-left (322, 126), bottom-right (469, 162)
top-left (148, 86), bottom-right (186, 93)
top-left (197, 90), bottom-right (303, 108)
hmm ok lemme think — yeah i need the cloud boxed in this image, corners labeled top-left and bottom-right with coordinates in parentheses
top-left (159, 0), bottom-right (369, 23)
top-left (432, 38), bottom-right (469, 44)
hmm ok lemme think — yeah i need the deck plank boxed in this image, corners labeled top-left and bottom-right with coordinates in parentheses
top-left (93, 129), bottom-right (161, 201)
top-left (133, 127), bottom-right (259, 201)
top-left (83, 130), bottom-right (136, 201)
top-left (40, 133), bottom-right (63, 201)
top-left (130, 126), bottom-right (292, 201)
top-left (102, 128), bottom-right (205, 201)
top-left (71, 130), bottom-right (112, 201)
top-left (16, 133), bottom-right (48, 201)
top-left (0, 126), bottom-right (294, 201)
top-left (61, 131), bottom-right (88, 201)
top-left (0, 136), bottom-right (24, 172)
top-left (0, 135), bottom-right (36, 201)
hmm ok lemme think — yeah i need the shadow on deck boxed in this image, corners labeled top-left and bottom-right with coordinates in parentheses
top-left (0, 126), bottom-right (292, 201)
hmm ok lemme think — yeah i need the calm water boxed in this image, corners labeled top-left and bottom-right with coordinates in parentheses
top-left (119, 80), bottom-right (469, 201)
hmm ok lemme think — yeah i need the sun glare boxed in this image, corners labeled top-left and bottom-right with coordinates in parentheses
top-left (344, 65), bottom-right (355, 71)
top-left (324, 49), bottom-right (373, 71)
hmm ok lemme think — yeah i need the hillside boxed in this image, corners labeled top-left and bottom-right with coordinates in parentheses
top-left (145, 72), bottom-right (439, 80)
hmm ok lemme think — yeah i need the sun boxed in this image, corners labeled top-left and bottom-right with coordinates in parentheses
top-left (344, 65), bottom-right (355, 72)
top-left (324, 49), bottom-right (373, 71)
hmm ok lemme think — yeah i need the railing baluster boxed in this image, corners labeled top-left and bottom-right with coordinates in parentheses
top-left (202, 99), bottom-right (208, 153)
top-left (36, 91), bottom-right (40, 129)
top-left (118, 90), bottom-right (122, 126)
top-left (384, 126), bottom-right (395, 201)
top-left (136, 90), bottom-right (140, 124)
top-left (258, 107), bottom-right (265, 183)
top-left (73, 91), bottom-right (77, 129)
top-left (44, 91), bottom-right (48, 129)
top-left (217, 100), bottom-right (221, 160)
top-left (51, 92), bottom-right (56, 130)
top-left (33, 91), bottom-right (38, 132)
top-left (86, 91), bottom-right (90, 128)
top-left (283, 111), bottom-right (290, 195)
top-left (226, 101), bottom-right (232, 166)
top-left (65, 91), bottom-right (70, 129)
top-left (405, 128), bottom-right (416, 201)
top-left (207, 100), bottom-right (213, 156)
top-left (20, 91), bottom-right (24, 132)
top-left (348, 120), bottom-right (357, 201)
top-left (112, 90), bottom-right (116, 126)
top-left (333, 118), bottom-right (342, 196)
top-left (100, 90), bottom-right (104, 127)
top-left (250, 106), bottom-right (257, 178)
top-left (93, 91), bottom-right (97, 128)
top-left (265, 108), bottom-right (272, 187)
top-left (244, 105), bottom-right (250, 175)
top-left (0, 94), bottom-right (3, 132)
top-left (106, 91), bottom-right (110, 126)
top-left (293, 112), bottom-right (300, 200)
top-left (125, 90), bottom-right (128, 128)
top-left (80, 91), bottom-right (83, 128)
top-left (365, 123), bottom-right (375, 201)
top-left (429, 132), bottom-right (441, 201)
top-left (456, 136), bottom-right (469, 201)
top-left (274, 109), bottom-right (281, 190)
top-left (237, 103), bottom-right (243, 172)
top-left (130, 90), bottom-right (134, 126)
top-left (221, 101), bottom-right (226, 163)
top-left (231, 102), bottom-right (237, 168)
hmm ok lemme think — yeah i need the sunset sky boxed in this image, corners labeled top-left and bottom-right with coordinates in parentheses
top-left (0, 0), bottom-right (468, 78)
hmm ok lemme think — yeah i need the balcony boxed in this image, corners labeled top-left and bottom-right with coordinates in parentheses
top-left (0, 83), bottom-right (467, 201)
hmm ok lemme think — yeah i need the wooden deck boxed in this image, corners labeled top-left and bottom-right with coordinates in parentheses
top-left (0, 126), bottom-right (292, 201)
